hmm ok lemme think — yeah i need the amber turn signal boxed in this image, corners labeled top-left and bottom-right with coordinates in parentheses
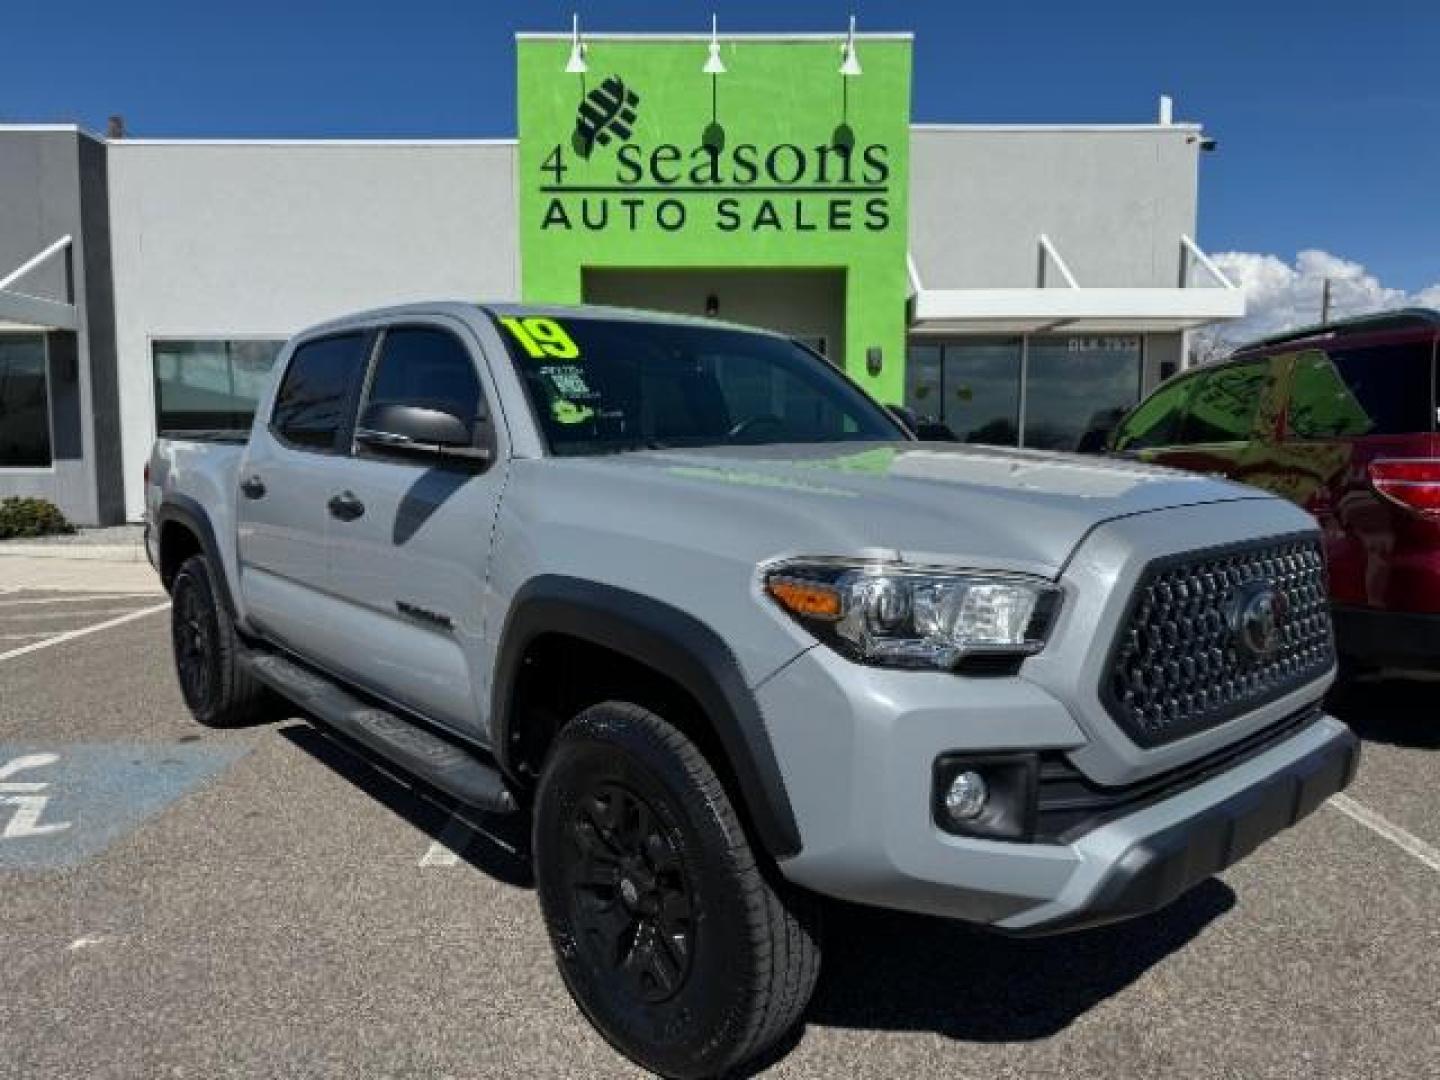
top-left (766, 577), bottom-right (843, 620)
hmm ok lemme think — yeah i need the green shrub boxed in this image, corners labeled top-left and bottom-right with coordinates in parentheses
top-left (0, 497), bottom-right (75, 539)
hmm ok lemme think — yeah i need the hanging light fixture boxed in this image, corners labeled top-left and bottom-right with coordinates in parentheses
top-left (565, 12), bottom-right (588, 74)
top-left (703, 14), bottom-right (727, 75)
top-left (839, 14), bottom-right (862, 77)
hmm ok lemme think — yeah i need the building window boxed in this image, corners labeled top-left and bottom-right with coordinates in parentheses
top-left (904, 337), bottom-right (1024, 446)
top-left (0, 334), bottom-right (52, 467)
top-left (905, 334), bottom-right (1143, 451)
top-left (1025, 336), bottom-right (1143, 451)
top-left (153, 339), bottom-right (284, 434)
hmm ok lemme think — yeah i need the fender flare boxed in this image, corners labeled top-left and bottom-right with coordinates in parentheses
top-left (491, 575), bottom-right (803, 860)
top-left (154, 494), bottom-right (238, 620)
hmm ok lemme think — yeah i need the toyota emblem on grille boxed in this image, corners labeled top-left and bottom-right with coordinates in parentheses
top-left (1229, 580), bottom-right (1288, 660)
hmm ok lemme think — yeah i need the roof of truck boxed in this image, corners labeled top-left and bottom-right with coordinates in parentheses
top-left (298, 300), bottom-right (787, 340)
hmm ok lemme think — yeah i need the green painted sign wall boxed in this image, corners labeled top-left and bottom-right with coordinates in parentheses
top-left (516, 36), bottom-right (913, 402)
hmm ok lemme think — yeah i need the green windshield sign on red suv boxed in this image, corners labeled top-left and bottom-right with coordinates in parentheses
top-left (516, 34), bottom-right (913, 403)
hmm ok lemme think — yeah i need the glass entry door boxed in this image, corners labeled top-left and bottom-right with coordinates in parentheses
top-left (905, 338), bottom-right (1022, 446)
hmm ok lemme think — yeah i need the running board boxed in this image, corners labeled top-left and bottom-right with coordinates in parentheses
top-left (248, 651), bottom-right (518, 815)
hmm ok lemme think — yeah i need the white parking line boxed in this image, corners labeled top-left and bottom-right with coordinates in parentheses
top-left (419, 817), bottom-right (476, 867)
top-left (3, 608), bottom-right (158, 622)
top-left (0, 594), bottom-right (159, 607)
top-left (1329, 793), bottom-right (1440, 875)
top-left (0, 603), bottom-right (170, 664)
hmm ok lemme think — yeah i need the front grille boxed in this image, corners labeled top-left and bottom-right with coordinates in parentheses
top-left (1103, 535), bottom-right (1334, 748)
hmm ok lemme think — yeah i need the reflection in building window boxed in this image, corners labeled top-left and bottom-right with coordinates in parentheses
top-left (153, 339), bottom-right (283, 434)
top-left (1026, 336), bottom-right (1142, 451)
top-left (0, 334), bottom-right (51, 467)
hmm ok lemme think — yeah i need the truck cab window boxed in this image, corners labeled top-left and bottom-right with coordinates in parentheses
top-left (365, 327), bottom-right (483, 422)
top-left (271, 333), bottom-right (369, 451)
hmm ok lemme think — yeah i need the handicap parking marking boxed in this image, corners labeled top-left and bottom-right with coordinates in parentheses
top-left (0, 743), bottom-right (249, 871)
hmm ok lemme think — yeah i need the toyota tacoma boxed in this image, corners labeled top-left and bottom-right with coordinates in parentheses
top-left (147, 302), bottom-right (1358, 1078)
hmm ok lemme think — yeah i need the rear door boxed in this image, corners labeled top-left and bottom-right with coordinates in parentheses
top-left (323, 319), bottom-right (509, 736)
top-left (236, 331), bottom-right (372, 653)
top-left (1277, 335), bottom-right (1437, 608)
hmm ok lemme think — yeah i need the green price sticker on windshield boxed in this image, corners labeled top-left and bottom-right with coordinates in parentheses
top-left (500, 316), bottom-right (580, 360)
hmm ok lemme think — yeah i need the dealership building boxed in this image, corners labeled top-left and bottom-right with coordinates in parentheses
top-left (0, 29), bottom-right (1243, 524)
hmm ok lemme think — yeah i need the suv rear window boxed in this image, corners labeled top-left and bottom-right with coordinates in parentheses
top-left (1287, 341), bottom-right (1436, 438)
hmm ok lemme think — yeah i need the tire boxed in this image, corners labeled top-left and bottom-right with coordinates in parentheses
top-left (533, 701), bottom-right (820, 1079)
top-left (170, 553), bottom-right (270, 728)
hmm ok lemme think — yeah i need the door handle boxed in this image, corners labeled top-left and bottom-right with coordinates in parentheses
top-left (240, 475), bottom-right (266, 499)
top-left (327, 491), bottom-right (365, 521)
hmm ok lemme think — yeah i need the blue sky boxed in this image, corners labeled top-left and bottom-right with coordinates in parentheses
top-left (5, 1), bottom-right (1437, 307)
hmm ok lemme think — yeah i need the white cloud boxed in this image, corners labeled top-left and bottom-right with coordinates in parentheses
top-left (1204, 249), bottom-right (1440, 347)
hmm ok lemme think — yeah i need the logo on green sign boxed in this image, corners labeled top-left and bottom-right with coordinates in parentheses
top-left (541, 74), bottom-right (892, 236)
top-left (574, 76), bottom-right (641, 158)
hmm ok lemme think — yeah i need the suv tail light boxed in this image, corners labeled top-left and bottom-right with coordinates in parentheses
top-left (1368, 458), bottom-right (1440, 519)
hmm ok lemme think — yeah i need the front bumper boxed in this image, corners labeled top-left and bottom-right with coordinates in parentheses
top-left (759, 646), bottom-right (1358, 934)
top-left (1001, 716), bottom-right (1358, 935)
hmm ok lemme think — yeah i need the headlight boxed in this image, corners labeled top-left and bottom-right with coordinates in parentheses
top-left (764, 559), bottom-right (1062, 670)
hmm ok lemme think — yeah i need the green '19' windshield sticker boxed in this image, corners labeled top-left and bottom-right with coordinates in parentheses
top-left (500, 316), bottom-right (581, 360)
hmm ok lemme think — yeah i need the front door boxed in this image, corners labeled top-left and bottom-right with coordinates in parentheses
top-left (1147, 358), bottom-right (1279, 485)
top-left (236, 330), bottom-right (372, 655)
top-left (323, 320), bottom-right (509, 738)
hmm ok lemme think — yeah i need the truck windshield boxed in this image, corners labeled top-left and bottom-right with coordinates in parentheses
top-left (489, 313), bottom-right (905, 455)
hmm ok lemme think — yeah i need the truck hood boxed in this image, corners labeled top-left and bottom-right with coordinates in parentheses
top-left (561, 442), bottom-right (1275, 577)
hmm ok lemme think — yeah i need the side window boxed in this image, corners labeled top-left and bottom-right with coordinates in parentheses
top-left (1288, 342), bottom-right (1434, 439)
top-left (364, 327), bottom-right (483, 421)
top-left (1113, 373), bottom-right (1196, 451)
top-left (271, 333), bottom-right (370, 452)
top-left (1174, 360), bottom-right (1270, 444)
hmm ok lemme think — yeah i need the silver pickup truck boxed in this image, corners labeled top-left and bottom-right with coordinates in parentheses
top-left (147, 302), bottom-right (1358, 1079)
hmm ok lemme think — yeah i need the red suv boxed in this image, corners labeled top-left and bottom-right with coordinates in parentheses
top-left (1109, 308), bottom-right (1440, 672)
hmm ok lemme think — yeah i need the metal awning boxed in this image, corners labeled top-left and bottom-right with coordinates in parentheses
top-left (908, 234), bottom-right (1245, 335)
top-left (0, 236), bottom-right (78, 332)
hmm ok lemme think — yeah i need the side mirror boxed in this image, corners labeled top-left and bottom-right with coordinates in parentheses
top-left (356, 401), bottom-right (492, 464)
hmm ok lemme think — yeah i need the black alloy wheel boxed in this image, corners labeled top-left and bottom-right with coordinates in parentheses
top-left (172, 568), bottom-right (216, 711)
top-left (564, 780), bottom-right (696, 1004)
top-left (169, 554), bottom-right (270, 728)
top-left (534, 701), bottom-right (820, 1080)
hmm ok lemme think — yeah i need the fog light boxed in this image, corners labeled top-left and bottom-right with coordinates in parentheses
top-left (944, 770), bottom-right (989, 821)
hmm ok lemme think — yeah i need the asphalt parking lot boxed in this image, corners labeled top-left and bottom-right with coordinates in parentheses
top-left (1, 576), bottom-right (1438, 1079)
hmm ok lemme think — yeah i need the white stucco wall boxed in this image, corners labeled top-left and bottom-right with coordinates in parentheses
top-left (107, 141), bottom-right (519, 519)
top-left (909, 126), bottom-right (1202, 289)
